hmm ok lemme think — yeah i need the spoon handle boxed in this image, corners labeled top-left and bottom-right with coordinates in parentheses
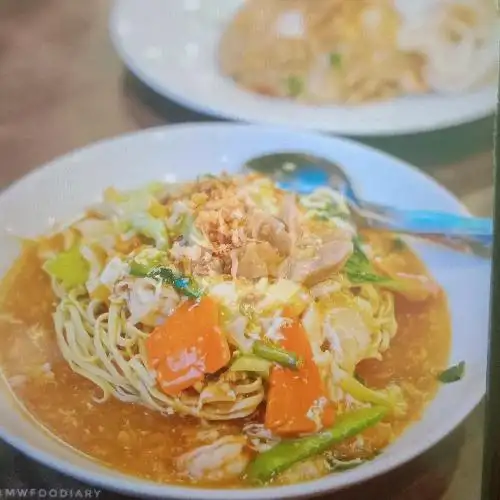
top-left (360, 203), bottom-right (493, 243)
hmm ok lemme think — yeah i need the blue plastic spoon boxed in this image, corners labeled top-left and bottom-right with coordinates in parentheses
top-left (245, 152), bottom-right (492, 257)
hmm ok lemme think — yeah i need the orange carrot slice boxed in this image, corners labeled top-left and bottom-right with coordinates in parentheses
top-left (265, 311), bottom-right (335, 436)
top-left (145, 297), bottom-right (230, 396)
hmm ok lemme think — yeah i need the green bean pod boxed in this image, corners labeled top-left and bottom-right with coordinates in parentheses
top-left (245, 406), bottom-right (388, 484)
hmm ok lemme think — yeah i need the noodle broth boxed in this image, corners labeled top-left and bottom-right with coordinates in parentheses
top-left (0, 232), bottom-right (451, 488)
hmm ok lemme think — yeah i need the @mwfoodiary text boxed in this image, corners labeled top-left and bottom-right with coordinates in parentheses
top-left (0, 490), bottom-right (101, 499)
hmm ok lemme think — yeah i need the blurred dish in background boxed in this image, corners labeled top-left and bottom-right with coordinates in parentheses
top-left (110, 0), bottom-right (498, 135)
top-left (220, 0), bottom-right (498, 104)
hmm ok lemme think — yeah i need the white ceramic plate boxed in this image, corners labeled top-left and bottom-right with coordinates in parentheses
top-left (0, 124), bottom-right (491, 499)
top-left (109, 0), bottom-right (497, 136)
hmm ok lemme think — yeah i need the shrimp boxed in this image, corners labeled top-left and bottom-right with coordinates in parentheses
top-left (176, 436), bottom-right (250, 482)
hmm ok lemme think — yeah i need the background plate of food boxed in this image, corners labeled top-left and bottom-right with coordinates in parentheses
top-left (0, 123), bottom-right (491, 498)
top-left (110, 0), bottom-right (498, 136)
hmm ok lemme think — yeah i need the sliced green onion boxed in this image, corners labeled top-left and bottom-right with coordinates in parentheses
top-left (287, 76), bottom-right (303, 97)
top-left (129, 260), bottom-right (151, 277)
top-left (344, 237), bottom-right (393, 286)
top-left (392, 237), bottom-right (407, 252)
top-left (329, 52), bottom-right (342, 67)
top-left (147, 266), bottom-right (203, 300)
top-left (438, 361), bottom-right (466, 383)
top-left (252, 341), bottom-right (302, 370)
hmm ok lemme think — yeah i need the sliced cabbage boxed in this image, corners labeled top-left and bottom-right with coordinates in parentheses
top-left (300, 187), bottom-right (351, 220)
top-left (339, 374), bottom-right (407, 417)
top-left (256, 279), bottom-right (303, 312)
top-left (178, 213), bottom-right (209, 247)
top-left (230, 355), bottom-right (271, 378)
top-left (169, 242), bottom-right (202, 262)
top-left (242, 177), bottom-right (280, 215)
top-left (127, 213), bottom-right (168, 249)
top-left (89, 184), bottom-right (170, 250)
top-left (73, 219), bottom-right (116, 251)
top-left (302, 304), bottom-right (323, 345)
top-left (44, 245), bottom-right (89, 289)
top-left (93, 182), bottom-right (165, 221)
top-left (80, 245), bottom-right (105, 294)
top-left (310, 280), bottom-right (342, 299)
top-left (210, 282), bottom-right (240, 308)
top-left (260, 314), bottom-right (288, 343)
top-left (127, 277), bottom-right (162, 325)
top-left (166, 200), bottom-right (191, 229)
top-left (166, 203), bottom-right (209, 248)
top-left (148, 198), bottom-right (168, 218)
top-left (100, 257), bottom-right (129, 288)
top-left (302, 304), bottom-right (331, 370)
top-left (224, 315), bottom-right (255, 352)
top-left (108, 182), bottom-right (164, 209)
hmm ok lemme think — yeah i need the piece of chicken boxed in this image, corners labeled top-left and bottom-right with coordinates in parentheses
top-left (287, 238), bottom-right (354, 287)
top-left (279, 193), bottom-right (301, 248)
top-left (249, 210), bottom-right (293, 255)
top-left (237, 241), bottom-right (282, 279)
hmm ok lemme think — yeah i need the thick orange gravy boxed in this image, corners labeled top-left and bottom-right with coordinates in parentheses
top-left (0, 237), bottom-right (451, 488)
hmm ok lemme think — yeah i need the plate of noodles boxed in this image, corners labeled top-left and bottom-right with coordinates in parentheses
top-left (0, 124), bottom-right (490, 498)
top-left (110, 0), bottom-right (498, 135)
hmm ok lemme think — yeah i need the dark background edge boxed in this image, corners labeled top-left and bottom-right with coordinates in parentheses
top-left (481, 65), bottom-right (500, 500)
